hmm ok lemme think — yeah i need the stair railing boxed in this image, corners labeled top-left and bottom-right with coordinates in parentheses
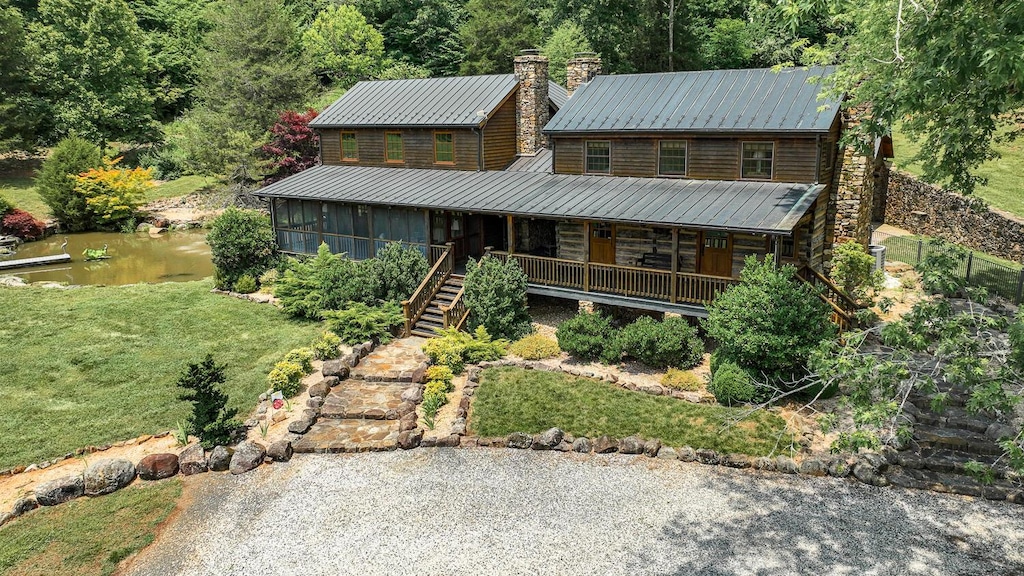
top-left (796, 265), bottom-right (863, 331)
top-left (440, 285), bottom-right (469, 331)
top-left (402, 242), bottom-right (454, 337)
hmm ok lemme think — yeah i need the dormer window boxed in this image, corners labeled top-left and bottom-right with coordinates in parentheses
top-left (341, 132), bottom-right (357, 161)
top-left (385, 132), bottom-right (404, 162)
top-left (741, 142), bottom-right (774, 180)
top-left (434, 132), bottom-right (454, 164)
top-left (585, 141), bottom-right (611, 174)
top-left (658, 141), bottom-right (687, 176)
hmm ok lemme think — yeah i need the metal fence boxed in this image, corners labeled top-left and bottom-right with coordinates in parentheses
top-left (871, 230), bottom-right (1024, 304)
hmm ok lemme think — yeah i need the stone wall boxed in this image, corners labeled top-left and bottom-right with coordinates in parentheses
top-left (513, 50), bottom-right (550, 155)
top-left (826, 108), bottom-right (877, 254)
top-left (566, 52), bottom-right (601, 96)
top-left (882, 170), bottom-right (1024, 262)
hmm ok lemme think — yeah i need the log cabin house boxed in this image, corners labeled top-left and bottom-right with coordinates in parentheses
top-left (257, 50), bottom-right (890, 336)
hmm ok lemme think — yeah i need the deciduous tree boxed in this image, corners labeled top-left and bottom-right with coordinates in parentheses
top-left (301, 4), bottom-right (384, 86)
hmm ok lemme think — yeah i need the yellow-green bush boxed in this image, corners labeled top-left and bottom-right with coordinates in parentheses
top-left (425, 379), bottom-right (452, 396)
top-left (311, 331), bottom-right (341, 360)
top-left (661, 368), bottom-right (703, 391)
top-left (267, 360), bottom-right (304, 397)
top-left (422, 326), bottom-right (506, 374)
top-left (283, 347), bottom-right (315, 374)
top-left (508, 333), bottom-right (561, 360)
top-left (425, 365), bottom-right (454, 386)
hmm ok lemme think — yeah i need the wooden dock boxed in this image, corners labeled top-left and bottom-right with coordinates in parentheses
top-left (0, 254), bottom-right (72, 271)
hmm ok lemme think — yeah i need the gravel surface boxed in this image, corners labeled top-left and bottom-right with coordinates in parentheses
top-left (122, 449), bottom-right (1024, 576)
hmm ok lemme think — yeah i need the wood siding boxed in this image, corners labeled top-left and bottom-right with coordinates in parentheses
top-left (731, 233), bottom-right (769, 277)
top-left (320, 127), bottom-right (481, 170)
top-left (482, 94), bottom-right (519, 170)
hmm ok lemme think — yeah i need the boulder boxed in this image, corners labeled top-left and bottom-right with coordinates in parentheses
top-left (775, 456), bottom-right (799, 474)
top-left (721, 454), bottom-right (751, 469)
top-left (411, 363), bottom-right (428, 384)
top-left (398, 429), bottom-right (424, 450)
top-left (178, 444), bottom-right (208, 476)
top-left (572, 437), bottom-right (592, 453)
top-left (657, 446), bottom-right (678, 460)
top-left (35, 475), bottom-right (84, 506)
top-left (399, 413), bottom-right (418, 431)
top-left (507, 432), bottom-right (534, 449)
top-left (827, 458), bottom-right (851, 478)
top-left (451, 418), bottom-right (467, 436)
top-left (798, 458), bottom-right (827, 477)
top-left (84, 459), bottom-right (136, 495)
top-left (618, 436), bottom-right (644, 455)
top-left (230, 441), bottom-right (266, 474)
top-left (401, 386), bottom-right (423, 403)
top-left (860, 452), bottom-right (889, 473)
top-left (341, 353), bottom-right (360, 368)
top-left (138, 453), bottom-right (179, 480)
top-left (307, 380), bottom-right (332, 399)
top-left (593, 435), bottom-right (619, 454)
top-left (11, 497), bottom-right (38, 517)
top-left (753, 457), bottom-right (777, 471)
top-left (321, 360), bottom-right (350, 379)
top-left (695, 449), bottom-right (720, 465)
top-left (267, 440), bottom-right (293, 462)
top-left (853, 461), bottom-right (882, 485)
top-left (532, 428), bottom-right (564, 450)
top-left (643, 439), bottom-right (662, 458)
top-left (208, 446), bottom-right (233, 471)
top-left (288, 419), bottom-right (314, 435)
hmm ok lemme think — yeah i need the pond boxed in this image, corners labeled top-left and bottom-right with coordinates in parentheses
top-left (0, 230), bottom-right (213, 286)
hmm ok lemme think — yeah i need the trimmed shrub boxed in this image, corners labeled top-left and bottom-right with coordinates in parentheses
top-left (233, 274), bottom-right (257, 294)
top-left (275, 243), bottom-right (375, 319)
top-left (311, 331), bottom-right (342, 360)
top-left (176, 355), bottom-right (240, 448)
top-left (707, 360), bottom-right (757, 406)
top-left (283, 347), bottom-right (315, 375)
top-left (367, 242), bottom-right (429, 303)
top-left (555, 311), bottom-right (616, 362)
top-left (831, 241), bottom-right (883, 302)
top-left (207, 208), bottom-right (278, 290)
top-left (1, 208), bottom-right (46, 240)
top-left (662, 368), bottom-right (704, 391)
top-left (425, 378), bottom-right (452, 396)
top-left (463, 256), bottom-right (532, 341)
top-left (421, 326), bottom-right (507, 374)
top-left (267, 360), bottom-right (305, 397)
top-left (615, 316), bottom-right (704, 369)
top-left (508, 333), bottom-right (561, 360)
top-left (322, 301), bottom-right (404, 345)
top-left (35, 136), bottom-right (103, 232)
top-left (425, 365), bottom-right (454, 387)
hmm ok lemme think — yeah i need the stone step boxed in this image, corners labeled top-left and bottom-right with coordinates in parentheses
top-left (293, 419), bottom-right (401, 453)
top-left (885, 465), bottom-right (1019, 501)
top-left (320, 381), bottom-right (414, 420)
top-left (913, 425), bottom-right (1004, 456)
top-left (901, 448), bottom-right (1008, 476)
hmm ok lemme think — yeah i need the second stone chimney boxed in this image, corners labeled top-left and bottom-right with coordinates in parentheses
top-left (566, 52), bottom-right (601, 97)
top-left (514, 49), bottom-right (549, 155)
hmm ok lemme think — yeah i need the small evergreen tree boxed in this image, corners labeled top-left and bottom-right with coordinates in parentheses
top-left (35, 135), bottom-right (103, 231)
top-left (368, 241), bottom-right (429, 303)
top-left (176, 354), bottom-right (239, 448)
top-left (463, 255), bottom-right (531, 341)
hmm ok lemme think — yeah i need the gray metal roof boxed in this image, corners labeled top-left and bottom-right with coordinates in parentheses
top-left (257, 165), bottom-right (820, 234)
top-left (505, 148), bottom-right (553, 173)
top-left (310, 75), bottom-right (519, 129)
top-left (548, 81), bottom-right (568, 110)
top-left (545, 66), bottom-right (840, 134)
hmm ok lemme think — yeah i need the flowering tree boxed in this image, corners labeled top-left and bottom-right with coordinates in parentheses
top-left (260, 109), bottom-right (320, 184)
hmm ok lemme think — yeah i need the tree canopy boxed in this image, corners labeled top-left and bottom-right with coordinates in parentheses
top-left (302, 4), bottom-right (384, 85)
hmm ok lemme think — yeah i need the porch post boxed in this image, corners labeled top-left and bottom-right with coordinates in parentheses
top-left (772, 235), bottom-right (782, 265)
top-left (583, 220), bottom-right (591, 292)
top-left (671, 227), bottom-right (679, 304)
top-left (507, 215), bottom-right (516, 254)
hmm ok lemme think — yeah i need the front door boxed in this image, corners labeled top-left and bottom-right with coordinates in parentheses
top-left (700, 231), bottom-right (733, 277)
top-left (590, 223), bottom-right (615, 264)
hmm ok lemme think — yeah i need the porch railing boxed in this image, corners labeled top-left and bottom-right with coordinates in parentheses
top-left (429, 244), bottom-right (449, 265)
top-left (440, 285), bottom-right (469, 331)
top-left (403, 242), bottom-right (454, 336)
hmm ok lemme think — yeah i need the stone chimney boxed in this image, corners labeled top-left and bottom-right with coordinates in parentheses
top-left (514, 49), bottom-right (549, 155)
top-left (566, 52), bottom-right (602, 97)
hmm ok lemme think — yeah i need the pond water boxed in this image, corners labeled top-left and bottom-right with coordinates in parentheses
top-left (1, 230), bottom-right (213, 286)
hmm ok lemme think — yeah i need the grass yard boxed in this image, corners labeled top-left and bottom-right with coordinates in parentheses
top-left (0, 479), bottom-right (180, 576)
top-left (470, 367), bottom-right (793, 456)
top-left (891, 129), bottom-right (1024, 218)
top-left (0, 280), bottom-right (320, 470)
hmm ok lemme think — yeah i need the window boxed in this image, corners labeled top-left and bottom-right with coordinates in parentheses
top-left (385, 132), bottom-right (404, 162)
top-left (741, 142), bottom-right (774, 180)
top-left (780, 234), bottom-right (795, 258)
top-left (658, 141), bottom-right (687, 176)
top-left (585, 141), bottom-right (611, 174)
top-left (341, 132), bottom-right (357, 161)
top-left (704, 231), bottom-right (729, 249)
top-left (434, 132), bottom-right (454, 164)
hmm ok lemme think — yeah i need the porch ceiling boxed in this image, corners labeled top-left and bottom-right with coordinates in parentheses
top-left (257, 165), bottom-right (821, 235)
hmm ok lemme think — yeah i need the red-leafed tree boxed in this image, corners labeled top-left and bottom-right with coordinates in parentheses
top-left (260, 108), bottom-right (320, 184)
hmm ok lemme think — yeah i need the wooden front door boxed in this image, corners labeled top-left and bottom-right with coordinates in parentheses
top-left (590, 223), bottom-right (616, 264)
top-left (700, 231), bottom-right (733, 277)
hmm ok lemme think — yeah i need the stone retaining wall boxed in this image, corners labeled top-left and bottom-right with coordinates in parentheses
top-left (881, 171), bottom-right (1024, 262)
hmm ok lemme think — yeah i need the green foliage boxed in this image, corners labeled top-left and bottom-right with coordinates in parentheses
top-left (555, 311), bottom-right (615, 362)
top-left (831, 241), bottom-right (883, 303)
top-left (463, 256), bottom-right (532, 341)
top-left (421, 326), bottom-right (507, 374)
top-left (703, 256), bottom-right (836, 379)
top-left (176, 354), bottom-right (239, 449)
top-left (661, 368), bottom-right (703, 392)
top-left (697, 18), bottom-right (754, 69)
top-left (0, 2), bottom-right (40, 152)
top-left (367, 242), bottom-right (429, 303)
top-left (356, 0), bottom-right (467, 77)
top-left (459, 0), bottom-right (542, 75)
top-left (707, 360), bottom-right (757, 406)
top-left (421, 387), bottom-right (447, 426)
top-left (266, 359), bottom-right (304, 398)
top-left (322, 301), bottom-right (404, 345)
top-left (880, 321), bottom-right (927, 351)
top-left (283, 347), bottom-right (315, 375)
top-left (71, 159), bottom-right (153, 228)
top-left (541, 19), bottom-right (592, 86)
top-left (615, 316), bottom-right (704, 369)
top-left (1010, 312), bottom-right (1024, 371)
top-left (508, 333), bottom-right (561, 360)
top-left (916, 239), bottom-right (968, 295)
top-left (311, 331), bottom-right (342, 360)
top-left (275, 244), bottom-right (364, 318)
top-left (35, 136), bottom-right (103, 231)
top-left (233, 274), bottom-right (257, 294)
top-left (425, 365), bottom-right (454, 386)
top-left (0, 193), bottom-right (12, 215)
top-left (302, 4), bottom-right (384, 85)
top-left (206, 208), bottom-right (278, 290)
top-left (373, 61), bottom-right (431, 80)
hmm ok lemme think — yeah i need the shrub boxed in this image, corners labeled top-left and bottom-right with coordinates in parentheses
top-left (35, 136), bottom-right (103, 232)
top-left (555, 311), bottom-right (616, 362)
top-left (703, 256), bottom-right (836, 380)
top-left (367, 242), bottom-right (429, 303)
top-left (233, 274), bottom-right (257, 294)
top-left (425, 378), bottom-right (452, 396)
top-left (274, 243), bottom-right (373, 319)
top-left (463, 256), bottom-right (532, 341)
top-left (662, 368), bottom-right (703, 391)
top-left (72, 159), bottom-right (153, 229)
top-left (0, 194), bottom-right (12, 215)
top-left (1, 208), bottom-right (46, 240)
top-left (916, 238), bottom-right (968, 296)
top-left (283, 347), bottom-right (315, 375)
top-left (422, 326), bottom-right (507, 374)
top-left (425, 365), bottom-right (454, 386)
top-left (615, 316), bottom-right (704, 369)
top-left (267, 360), bottom-right (305, 397)
top-left (707, 360), bottom-right (758, 406)
top-left (176, 355), bottom-right (240, 449)
top-left (831, 241), bottom-right (883, 303)
top-left (207, 208), bottom-right (278, 290)
top-left (311, 331), bottom-right (342, 360)
top-left (508, 333), bottom-right (561, 360)
top-left (322, 301), bottom-right (404, 345)
top-left (1010, 312), bottom-right (1024, 371)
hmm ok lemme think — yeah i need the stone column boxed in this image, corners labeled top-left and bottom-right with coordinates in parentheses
top-left (566, 52), bottom-right (602, 97)
top-left (826, 106), bottom-right (877, 262)
top-left (514, 49), bottom-right (550, 155)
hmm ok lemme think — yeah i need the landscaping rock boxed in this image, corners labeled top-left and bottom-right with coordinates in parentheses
top-left (267, 440), bottom-right (293, 462)
top-left (860, 452), bottom-right (889, 473)
top-left (656, 446), bottom-right (678, 460)
top-left (986, 423), bottom-right (1017, 441)
top-left (35, 475), bottom-right (84, 506)
top-left (695, 449), bottom-right (720, 465)
top-left (798, 458), bottom-right (827, 477)
top-left (178, 444), bottom-right (208, 475)
top-left (306, 396), bottom-right (323, 408)
top-left (399, 412), bottom-right (417, 431)
top-left (827, 459), bottom-right (851, 478)
top-left (230, 441), bottom-right (266, 474)
top-left (208, 446), bottom-right (233, 472)
top-left (451, 418), bottom-right (467, 436)
top-left (308, 380), bottom-right (332, 399)
top-left (359, 341), bottom-right (374, 357)
top-left (775, 456), bottom-right (799, 474)
top-left (507, 432), bottom-right (534, 449)
top-left (138, 453), bottom-right (179, 480)
top-left (398, 429), bottom-right (424, 449)
top-left (288, 418), bottom-right (314, 434)
top-left (321, 360), bottom-right (349, 379)
top-left (401, 386), bottom-right (423, 403)
top-left (852, 461), bottom-right (880, 485)
top-left (593, 435), bottom-right (619, 454)
top-left (753, 457), bottom-right (776, 471)
top-left (342, 353), bottom-right (360, 368)
top-left (84, 459), bottom-right (136, 495)
top-left (532, 428), bottom-right (564, 450)
top-left (554, 440), bottom-right (571, 452)
top-left (643, 439), bottom-right (662, 458)
top-left (678, 446), bottom-right (697, 462)
top-left (412, 363), bottom-right (428, 384)
top-left (572, 437), bottom-right (592, 453)
top-left (11, 497), bottom-right (38, 517)
top-left (467, 367), bottom-right (481, 383)
top-left (618, 436), bottom-right (644, 455)
top-left (896, 452), bottom-right (924, 470)
top-left (721, 454), bottom-right (751, 469)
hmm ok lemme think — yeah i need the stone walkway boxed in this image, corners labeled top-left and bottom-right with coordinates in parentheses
top-left (293, 338), bottom-right (427, 454)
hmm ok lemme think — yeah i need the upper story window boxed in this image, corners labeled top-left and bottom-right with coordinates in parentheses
top-left (741, 142), bottom-right (774, 180)
top-left (585, 141), bottom-right (611, 174)
top-left (434, 132), bottom-right (454, 164)
top-left (658, 141), bottom-right (687, 176)
top-left (385, 132), bottom-right (404, 162)
top-left (341, 132), bottom-right (357, 161)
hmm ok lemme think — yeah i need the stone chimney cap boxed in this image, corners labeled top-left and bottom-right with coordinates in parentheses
top-left (519, 49), bottom-right (541, 56)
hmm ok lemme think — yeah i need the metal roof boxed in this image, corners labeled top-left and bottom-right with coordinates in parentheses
top-left (548, 81), bottom-right (568, 110)
top-left (310, 75), bottom-right (519, 129)
top-left (545, 66), bottom-right (841, 135)
top-left (505, 148), bottom-right (553, 173)
top-left (257, 165), bottom-right (820, 234)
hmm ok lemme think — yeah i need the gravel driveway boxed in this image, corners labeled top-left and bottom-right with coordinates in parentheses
top-left (122, 449), bottom-right (1024, 576)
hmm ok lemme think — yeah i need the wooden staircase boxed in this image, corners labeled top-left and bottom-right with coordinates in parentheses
top-left (410, 275), bottom-right (465, 337)
top-left (402, 243), bottom-right (470, 338)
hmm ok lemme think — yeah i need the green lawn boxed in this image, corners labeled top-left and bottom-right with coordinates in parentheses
top-left (0, 280), bottom-right (320, 470)
top-left (891, 129), bottom-right (1024, 218)
top-left (0, 480), bottom-right (180, 576)
top-left (470, 367), bottom-right (793, 456)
